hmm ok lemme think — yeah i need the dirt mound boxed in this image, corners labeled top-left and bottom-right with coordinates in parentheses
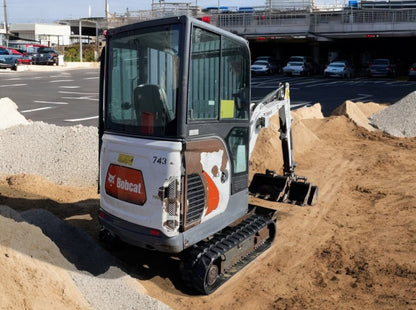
top-left (250, 103), bottom-right (323, 178)
top-left (0, 207), bottom-right (90, 310)
top-left (331, 100), bottom-right (387, 131)
top-left (0, 203), bottom-right (171, 310)
top-left (1, 100), bottom-right (415, 309)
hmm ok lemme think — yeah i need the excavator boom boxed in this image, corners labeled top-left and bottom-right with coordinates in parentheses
top-left (249, 83), bottom-right (318, 206)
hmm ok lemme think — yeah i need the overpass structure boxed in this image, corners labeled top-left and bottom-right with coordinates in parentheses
top-left (200, 6), bottom-right (416, 74)
top-left (59, 3), bottom-right (416, 73)
top-left (211, 7), bottom-right (416, 40)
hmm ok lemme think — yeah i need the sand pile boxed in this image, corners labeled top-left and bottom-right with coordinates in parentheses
top-left (250, 103), bottom-right (323, 177)
top-left (332, 100), bottom-right (387, 131)
top-left (1, 97), bottom-right (416, 309)
top-left (0, 206), bottom-right (90, 310)
top-left (0, 204), bottom-right (171, 310)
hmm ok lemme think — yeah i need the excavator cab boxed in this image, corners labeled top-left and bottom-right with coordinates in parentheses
top-left (99, 15), bottom-right (252, 250)
top-left (98, 15), bottom-right (317, 294)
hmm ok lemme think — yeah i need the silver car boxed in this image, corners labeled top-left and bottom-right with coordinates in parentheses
top-left (282, 61), bottom-right (311, 76)
top-left (324, 61), bottom-right (355, 78)
top-left (251, 59), bottom-right (278, 75)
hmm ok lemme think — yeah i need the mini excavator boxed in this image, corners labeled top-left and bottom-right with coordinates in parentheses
top-left (98, 15), bottom-right (318, 294)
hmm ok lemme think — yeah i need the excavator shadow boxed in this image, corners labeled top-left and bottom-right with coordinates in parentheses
top-left (0, 193), bottom-right (196, 293)
top-left (106, 242), bottom-right (199, 295)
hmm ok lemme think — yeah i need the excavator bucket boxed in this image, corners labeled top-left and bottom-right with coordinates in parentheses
top-left (286, 180), bottom-right (311, 206)
top-left (249, 172), bottom-right (289, 202)
top-left (307, 185), bottom-right (319, 206)
top-left (249, 171), bottom-right (318, 206)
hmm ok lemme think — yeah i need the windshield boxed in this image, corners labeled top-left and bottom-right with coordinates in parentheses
top-left (373, 59), bottom-right (389, 65)
top-left (330, 63), bottom-right (346, 67)
top-left (289, 62), bottom-right (303, 66)
top-left (253, 60), bottom-right (267, 65)
top-left (38, 47), bottom-right (57, 53)
top-left (106, 24), bottom-right (180, 137)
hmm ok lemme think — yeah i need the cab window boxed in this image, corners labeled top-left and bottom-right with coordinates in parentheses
top-left (188, 27), bottom-right (249, 121)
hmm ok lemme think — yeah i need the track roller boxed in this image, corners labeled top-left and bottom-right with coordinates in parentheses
top-left (180, 214), bottom-right (276, 294)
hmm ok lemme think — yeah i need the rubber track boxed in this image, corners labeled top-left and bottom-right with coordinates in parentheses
top-left (181, 214), bottom-right (276, 294)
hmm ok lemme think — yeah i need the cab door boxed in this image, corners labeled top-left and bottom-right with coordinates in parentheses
top-left (181, 25), bottom-right (251, 230)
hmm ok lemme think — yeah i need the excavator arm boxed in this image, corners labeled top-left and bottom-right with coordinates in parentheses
top-left (248, 83), bottom-right (318, 206)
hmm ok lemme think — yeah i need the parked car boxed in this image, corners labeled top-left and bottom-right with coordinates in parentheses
top-left (282, 61), bottom-right (311, 76)
top-left (289, 55), bottom-right (319, 74)
top-left (368, 58), bottom-right (396, 77)
top-left (408, 62), bottom-right (416, 80)
top-left (9, 48), bottom-right (33, 65)
top-left (324, 60), bottom-right (355, 78)
top-left (255, 56), bottom-right (282, 73)
top-left (28, 46), bottom-right (59, 65)
top-left (0, 47), bottom-right (22, 70)
top-left (251, 59), bottom-right (278, 75)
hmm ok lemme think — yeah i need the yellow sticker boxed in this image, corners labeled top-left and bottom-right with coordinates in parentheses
top-left (118, 153), bottom-right (134, 165)
top-left (220, 100), bottom-right (234, 119)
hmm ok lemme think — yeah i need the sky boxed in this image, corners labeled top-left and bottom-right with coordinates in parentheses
top-left (2, 0), bottom-right (267, 24)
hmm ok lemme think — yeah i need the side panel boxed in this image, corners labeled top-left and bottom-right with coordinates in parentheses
top-left (100, 133), bottom-right (182, 238)
top-left (183, 137), bottom-right (231, 229)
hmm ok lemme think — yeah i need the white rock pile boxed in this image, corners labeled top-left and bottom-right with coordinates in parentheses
top-left (370, 90), bottom-right (416, 138)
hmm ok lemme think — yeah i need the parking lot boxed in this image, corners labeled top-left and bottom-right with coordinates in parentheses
top-left (0, 66), bottom-right (99, 127)
top-left (1, 66), bottom-right (416, 126)
top-left (252, 74), bottom-right (416, 116)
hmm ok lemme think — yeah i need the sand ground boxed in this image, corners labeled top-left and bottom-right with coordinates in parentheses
top-left (1, 101), bottom-right (415, 309)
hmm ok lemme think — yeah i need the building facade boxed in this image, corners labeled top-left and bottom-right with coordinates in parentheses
top-left (9, 23), bottom-right (71, 46)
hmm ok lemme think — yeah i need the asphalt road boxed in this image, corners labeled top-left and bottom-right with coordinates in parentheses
top-left (2, 67), bottom-right (416, 127)
top-left (252, 74), bottom-right (416, 116)
top-left (0, 67), bottom-right (99, 127)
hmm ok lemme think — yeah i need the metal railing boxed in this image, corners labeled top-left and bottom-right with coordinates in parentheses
top-left (104, 7), bottom-right (416, 37)
top-left (208, 8), bottom-right (416, 35)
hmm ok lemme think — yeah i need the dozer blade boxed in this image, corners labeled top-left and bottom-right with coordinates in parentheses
top-left (249, 172), bottom-right (289, 202)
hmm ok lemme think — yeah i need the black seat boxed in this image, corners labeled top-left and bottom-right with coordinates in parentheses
top-left (133, 84), bottom-right (168, 134)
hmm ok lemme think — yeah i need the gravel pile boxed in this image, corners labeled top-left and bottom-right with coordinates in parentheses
top-left (369, 90), bottom-right (416, 138)
top-left (0, 121), bottom-right (98, 187)
top-left (22, 208), bottom-right (170, 310)
top-left (0, 206), bottom-right (170, 310)
top-left (0, 119), bottom-right (171, 309)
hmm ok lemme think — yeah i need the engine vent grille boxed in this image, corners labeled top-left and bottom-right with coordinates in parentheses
top-left (186, 173), bottom-right (205, 225)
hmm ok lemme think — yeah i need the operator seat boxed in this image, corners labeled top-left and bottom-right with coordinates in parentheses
top-left (134, 84), bottom-right (169, 135)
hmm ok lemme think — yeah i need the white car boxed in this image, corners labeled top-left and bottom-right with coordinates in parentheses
top-left (324, 61), bottom-right (354, 78)
top-left (251, 60), bottom-right (278, 75)
top-left (282, 61), bottom-right (311, 76)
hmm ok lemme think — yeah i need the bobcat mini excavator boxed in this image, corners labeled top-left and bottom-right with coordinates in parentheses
top-left (98, 15), bottom-right (318, 294)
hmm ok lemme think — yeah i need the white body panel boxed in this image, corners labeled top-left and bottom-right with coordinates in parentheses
top-left (100, 133), bottom-right (182, 237)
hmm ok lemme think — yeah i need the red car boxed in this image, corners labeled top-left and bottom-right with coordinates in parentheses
top-left (9, 48), bottom-right (33, 65)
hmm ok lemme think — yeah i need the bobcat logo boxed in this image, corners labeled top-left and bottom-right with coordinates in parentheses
top-left (105, 165), bottom-right (146, 205)
top-left (107, 173), bottom-right (115, 185)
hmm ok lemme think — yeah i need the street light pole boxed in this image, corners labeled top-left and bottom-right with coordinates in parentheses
top-left (79, 20), bottom-right (83, 63)
top-left (3, 0), bottom-right (9, 34)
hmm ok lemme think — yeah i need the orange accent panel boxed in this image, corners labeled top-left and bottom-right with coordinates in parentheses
top-left (203, 171), bottom-right (220, 215)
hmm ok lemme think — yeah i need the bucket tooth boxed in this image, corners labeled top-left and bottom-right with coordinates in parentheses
top-left (307, 185), bottom-right (319, 206)
top-left (249, 173), bottom-right (289, 202)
